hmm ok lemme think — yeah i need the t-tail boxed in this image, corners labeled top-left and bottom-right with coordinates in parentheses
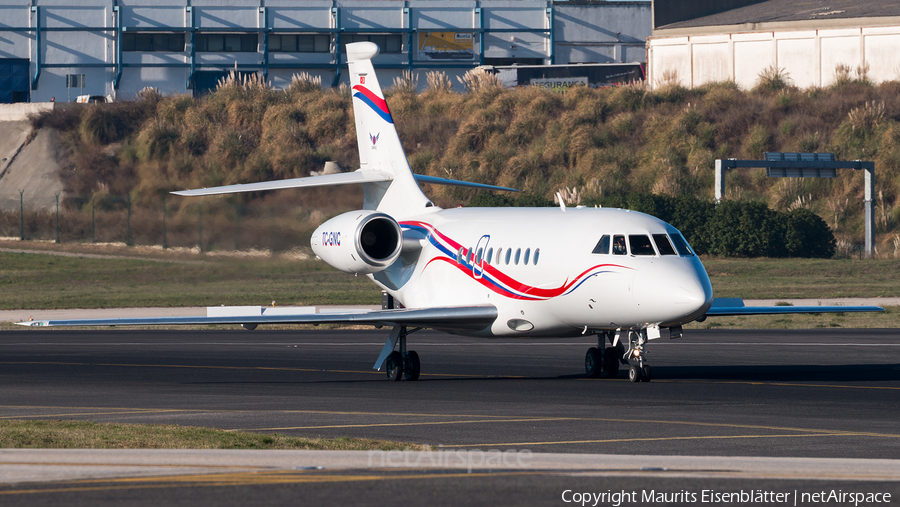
top-left (170, 42), bottom-right (516, 212)
top-left (346, 42), bottom-right (432, 218)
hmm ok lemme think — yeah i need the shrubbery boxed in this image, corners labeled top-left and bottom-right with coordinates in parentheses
top-left (26, 73), bottom-right (900, 254)
top-left (468, 192), bottom-right (835, 258)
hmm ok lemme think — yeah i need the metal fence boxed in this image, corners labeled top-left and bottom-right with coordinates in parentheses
top-left (0, 193), bottom-right (321, 253)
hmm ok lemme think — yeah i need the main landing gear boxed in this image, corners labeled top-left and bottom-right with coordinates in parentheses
top-left (584, 331), bottom-right (621, 379)
top-left (380, 326), bottom-right (421, 381)
top-left (585, 330), bottom-right (652, 382)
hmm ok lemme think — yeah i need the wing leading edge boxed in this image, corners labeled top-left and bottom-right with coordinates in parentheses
top-left (17, 305), bottom-right (498, 331)
top-left (704, 298), bottom-right (884, 317)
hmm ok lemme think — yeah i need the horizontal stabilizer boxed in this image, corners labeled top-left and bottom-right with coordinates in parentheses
top-left (414, 174), bottom-right (519, 192)
top-left (17, 305), bottom-right (498, 332)
top-left (172, 170), bottom-right (394, 197)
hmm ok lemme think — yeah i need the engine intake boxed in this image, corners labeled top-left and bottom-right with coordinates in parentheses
top-left (311, 210), bottom-right (403, 274)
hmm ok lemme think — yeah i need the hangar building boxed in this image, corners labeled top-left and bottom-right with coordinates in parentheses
top-left (0, 0), bottom-right (650, 102)
top-left (647, 0), bottom-right (900, 89)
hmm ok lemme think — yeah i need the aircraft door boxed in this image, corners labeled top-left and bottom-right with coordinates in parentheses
top-left (473, 235), bottom-right (490, 280)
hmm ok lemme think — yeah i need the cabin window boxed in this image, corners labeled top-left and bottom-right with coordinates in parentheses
top-left (514, 248), bottom-right (521, 265)
top-left (612, 235), bottom-right (627, 255)
top-left (653, 234), bottom-right (677, 255)
top-left (476, 248), bottom-right (483, 264)
top-left (592, 235), bottom-right (610, 254)
top-left (533, 248), bottom-right (540, 265)
top-left (457, 247), bottom-right (463, 264)
top-left (670, 233), bottom-right (696, 256)
top-left (495, 248), bottom-right (502, 264)
top-left (524, 248), bottom-right (531, 265)
top-left (486, 248), bottom-right (493, 264)
top-left (629, 235), bottom-right (655, 256)
top-left (505, 248), bottom-right (511, 265)
top-left (468, 247), bottom-right (474, 263)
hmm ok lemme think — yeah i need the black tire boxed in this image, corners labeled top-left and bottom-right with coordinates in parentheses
top-left (404, 350), bottom-right (420, 381)
top-left (628, 364), bottom-right (642, 383)
top-left (603, 347), bottom-right (620, 378)
top-left (385, 351), bottom-right (403, 381)
top-left (585, 347), bottom-right (601, 377)
top-left (642, 365), bottom-right (652, 383)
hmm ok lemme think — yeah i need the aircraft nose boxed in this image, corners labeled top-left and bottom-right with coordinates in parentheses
top-left (632, 260), bottom-right (711, 319)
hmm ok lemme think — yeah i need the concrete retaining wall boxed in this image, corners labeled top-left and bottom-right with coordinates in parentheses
top-left (0, 103), bottom-right (65, 122)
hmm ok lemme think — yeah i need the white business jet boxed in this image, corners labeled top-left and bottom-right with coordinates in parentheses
top-left (19, 43), bottom-right (884, 382)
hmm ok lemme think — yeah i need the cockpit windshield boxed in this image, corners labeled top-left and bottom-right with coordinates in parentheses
top-left (592, 232), bottom-right (696, 257)
top-left (653, 234), bottom-right (677, 255)
top-left (669, 233), bottom-right (695, 256)
top-left (592, 235), bottom-right (610, 254)
top-left (628, 235), bottom-right (655, 256)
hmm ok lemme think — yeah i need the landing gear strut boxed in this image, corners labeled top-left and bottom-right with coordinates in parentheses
top-left (380, 325), bottom-right (421, 381)
top-left (623, 330), bottom-right (651, 383)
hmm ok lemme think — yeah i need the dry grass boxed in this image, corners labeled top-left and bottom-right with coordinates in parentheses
top-left (24, 77), bottom-right (900, 252)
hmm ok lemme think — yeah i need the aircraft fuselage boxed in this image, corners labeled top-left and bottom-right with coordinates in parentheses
top-left (372, 206), bottom-right (713, 337)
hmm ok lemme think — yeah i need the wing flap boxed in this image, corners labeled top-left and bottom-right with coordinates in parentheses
top-left (17, 305), bottom-right (498, 331)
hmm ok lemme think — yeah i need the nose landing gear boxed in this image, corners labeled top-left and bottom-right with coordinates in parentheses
top-left (585, 329), bottom-right (652, 382)
top-left (624, 330), bottom-right (651, 383)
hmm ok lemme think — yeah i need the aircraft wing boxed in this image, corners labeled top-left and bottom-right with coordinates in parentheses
top-left (16, 305), bottom-right (498, 331)
top-left (704, 298), bottom-right (884, 317)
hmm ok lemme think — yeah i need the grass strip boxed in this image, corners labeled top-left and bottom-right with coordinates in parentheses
top-left (0, 249), bottom-right (381, 310)
top-left (685, 306), bottom-right (900, 330)
top-left (0, 420), bottom-right (424, 451)
top-left (702, 257), bottom-right (900, 299)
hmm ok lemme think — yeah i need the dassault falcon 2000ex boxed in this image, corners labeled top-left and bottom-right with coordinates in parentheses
top-left (20, 42), bottom-right (884, 383)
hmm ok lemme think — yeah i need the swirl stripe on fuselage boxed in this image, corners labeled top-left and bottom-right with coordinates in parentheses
top-left (402, 221), bottom-right (634, 301)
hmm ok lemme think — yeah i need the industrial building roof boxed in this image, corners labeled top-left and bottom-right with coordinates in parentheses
top-left (657, 0), bottom-right (900, 31)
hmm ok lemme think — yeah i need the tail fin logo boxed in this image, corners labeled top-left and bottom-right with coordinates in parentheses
top-left (352, 85), bottom-right (394, 125)
top-left (369, 132), bottom-right (380, 148)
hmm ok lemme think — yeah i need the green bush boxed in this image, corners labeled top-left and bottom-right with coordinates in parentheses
top-left (669, 196), bottom-right (715, 254)
top-left (578, 194), bottom-right (834, 258)
top-left (706, 201), bottom-right (785, 257)
top-left (783, 208), bottom-right (836, 258)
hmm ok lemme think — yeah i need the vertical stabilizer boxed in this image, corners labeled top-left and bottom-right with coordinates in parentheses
top-left (346, 42), bottom-right (433, 217)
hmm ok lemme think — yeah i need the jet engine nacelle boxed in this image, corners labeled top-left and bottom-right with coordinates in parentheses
top-left (311, 210), bottom-right (402, 274)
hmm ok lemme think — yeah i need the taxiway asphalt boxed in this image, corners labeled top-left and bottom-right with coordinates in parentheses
top-left (1, 328), bottom-right (898, 505)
